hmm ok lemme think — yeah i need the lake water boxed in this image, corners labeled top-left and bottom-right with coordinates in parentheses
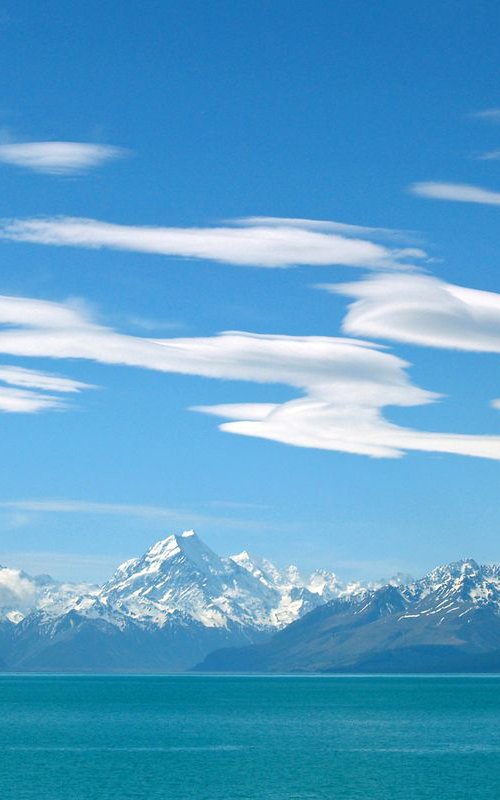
top-left (1, 674), bottom-right (499, 799)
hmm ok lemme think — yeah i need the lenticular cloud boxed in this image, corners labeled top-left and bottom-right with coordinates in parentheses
top-left (0, 142), bottom-right (128, 175)
top-left (0, 216), bottom-right (426, 269)
top-left (326, 273), bottom-right (500, 352)
top-left (2, 290), bottom-right (500, 461)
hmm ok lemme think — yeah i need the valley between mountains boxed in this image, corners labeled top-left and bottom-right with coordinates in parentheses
top-left (1, 530), bottom-right (499, 672)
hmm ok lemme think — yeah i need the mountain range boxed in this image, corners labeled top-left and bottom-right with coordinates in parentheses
top-left (1, 532), bottom-right (499, 672)
top-left (198, 559), bottom-right (500, 673)
top-left (0, 530), bottom-right (353, 671)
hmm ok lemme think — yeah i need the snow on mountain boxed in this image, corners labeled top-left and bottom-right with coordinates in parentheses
top-left (399, 558), bottom-right (500, 618)
top-left (97, 531), bottom-right (284, 630)
top-left (0, 565), bottom-right (97, 623)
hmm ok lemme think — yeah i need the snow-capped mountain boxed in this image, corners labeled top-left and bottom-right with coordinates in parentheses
top-left (98, 531), bottom-right (284, 630)
top-left (0, 530), bottom-right (358, 671)
top-left (198, 558), bottom-right (500, 673)
top-left (404, 558), bottom-right (500, 608)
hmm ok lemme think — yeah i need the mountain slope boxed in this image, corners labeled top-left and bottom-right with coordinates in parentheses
top-left (196, 559), bottom-right (500, 673)
top-left (0, 607), bottom-right (250, 672)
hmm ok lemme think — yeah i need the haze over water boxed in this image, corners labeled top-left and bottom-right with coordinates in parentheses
top-left (1, 674), bottom-right (499, 800)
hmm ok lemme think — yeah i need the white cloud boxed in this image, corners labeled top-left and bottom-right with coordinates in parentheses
top-left (0, 567), bottom-right (37, 611)
top-left (0, 365), bottom-right (91, 393)
top-left (2, 291), bottom-right (500, 459)
top-left (0, 562), bottom-right (96, 610)
top-left (410, 181), bottom-right (500, 206)
top-left (194, 398), bottom-right (500, 460)
top-left (0, 386), bottom-right (65, 413)
top-left (0, 141), bottom-right (128, 175)
top-left (327, 273), bottom-right (500, 352)
top-left (0, 364), bottom-right (94, 413)
top-left (0, 216), bottom-right (426, 269)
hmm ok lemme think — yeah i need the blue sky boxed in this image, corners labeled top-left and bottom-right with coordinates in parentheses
top-left (2, 0), bottom-right (500, 582)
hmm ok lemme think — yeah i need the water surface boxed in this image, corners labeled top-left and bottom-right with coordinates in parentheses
top-left (1, 674), bottom-right (499, 799)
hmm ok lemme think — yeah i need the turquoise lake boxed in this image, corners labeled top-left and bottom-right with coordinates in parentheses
top-left (1, 674), bottom-right (499, 799)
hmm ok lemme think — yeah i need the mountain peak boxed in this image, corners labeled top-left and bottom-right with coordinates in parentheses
top-left (142, 530), bottom-right (202, 562)
top-left (450, 557), bottom-right (480, 571)
top-left (425, 557), bottom-right (482, 585)
top-left (99, 530), bottom-right (288, 630)
top-left (232, 550), bottom-right (251, 562)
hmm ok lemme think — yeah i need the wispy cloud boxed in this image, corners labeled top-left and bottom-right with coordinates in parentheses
top-left (0, 499), bottom-right (278, 532)
top-left (476, 150), bottom-right (500, 161)
top-left (410, 181), bottom-right (500, 206)
top-left (0, 364), bottom-right (94, 413)
top-left (233, 216), bottom-right (420, 243)
top-left (2, 291), bottom-right (500, 460)
top-left (326, 272), bottom-right (500, 353)
top-left (0, 141), bottom-right (129, 175)
top-left (0, 386), bottom-right (66, 413)
top-left (0, 498), bottom-right (199, 517)
top-left (0, 365), bottom-right (91, 393)
top-left (471, 108), bottom-right (500, 122)
top-left (0, 216), bottom-right (426, 269)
